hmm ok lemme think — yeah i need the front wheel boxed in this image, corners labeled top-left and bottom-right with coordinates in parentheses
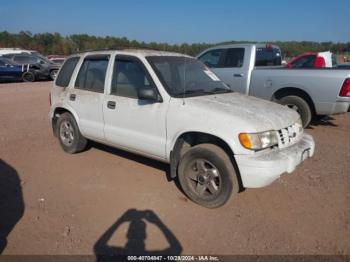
top-left (279, 95), bottom-right (312, 128)
top-left (178, 144), bottom-right (239, 208)
top-left (22, 72), bottom-right (35, 82)
top-left (56, 113), bottom-right (87, 154)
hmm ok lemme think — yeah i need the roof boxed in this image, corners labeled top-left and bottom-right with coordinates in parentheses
top-left (0, 48), bottom-right (36, 55)
top-left (201, 43), bottom-right (280, 50)
top-left (73, 48), bottom-right (191, 58)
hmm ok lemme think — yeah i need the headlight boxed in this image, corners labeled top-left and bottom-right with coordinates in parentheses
top-left (239, 131), bottom-right (278, 151)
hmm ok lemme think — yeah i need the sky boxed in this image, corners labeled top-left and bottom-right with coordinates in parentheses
top-left (0, 0), bottom-right (349, 44)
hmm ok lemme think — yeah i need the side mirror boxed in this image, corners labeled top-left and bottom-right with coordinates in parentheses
top-left (138, 88), bottom-right (161, 102)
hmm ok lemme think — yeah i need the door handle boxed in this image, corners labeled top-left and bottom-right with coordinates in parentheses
top-left (107, 101), bottom-right (116, 109)
top-left (234, 73), bottom-right (244, 77)
top-left (69, 94), bottom-right (76, 101)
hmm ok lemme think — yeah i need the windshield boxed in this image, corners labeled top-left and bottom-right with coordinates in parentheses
top-left (36, 54), bottom-right (53, 64)
top-left (147, 56), bottom-right (231, 97)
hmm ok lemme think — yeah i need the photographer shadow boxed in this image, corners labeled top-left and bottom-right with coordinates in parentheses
top-left (94, 209), bottom-right (182, 260)
top-left (0, 160), bottom-right (24, 254)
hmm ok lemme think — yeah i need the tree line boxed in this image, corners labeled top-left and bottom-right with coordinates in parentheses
top-left (0, 31), bottom-right (350, 58)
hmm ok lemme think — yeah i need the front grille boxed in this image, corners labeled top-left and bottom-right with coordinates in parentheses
top-left (277, 122), bottom-right (302, 148)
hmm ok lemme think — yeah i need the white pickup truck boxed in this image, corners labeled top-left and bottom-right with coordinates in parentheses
top-left (49, 49), bottom-right (315, 208)
top-left (197, 44), bottom-right (350, 127)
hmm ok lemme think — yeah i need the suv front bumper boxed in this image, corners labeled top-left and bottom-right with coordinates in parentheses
top-left (235, 133), bottom-right (315, 188)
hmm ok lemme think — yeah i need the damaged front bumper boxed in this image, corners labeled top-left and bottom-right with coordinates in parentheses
top-left (235, 133), bottom-right (315, 188)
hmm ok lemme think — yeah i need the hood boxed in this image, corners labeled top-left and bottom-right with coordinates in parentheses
top-left (185, 92), bottom-right (300, 131)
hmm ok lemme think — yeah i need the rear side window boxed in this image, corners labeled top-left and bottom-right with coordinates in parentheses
top-left (198, 49), bottom-right (223, 68)
top-left (56, 57), bottom-right (80, 87)
top-left (75, 55), bottom-right (109, 93)
top-left (255, 47), bottom-right (282, 66)
top-left (111, 57), bottom-right (154, 99)
top-left (291, 55), bottom-right (315, 68)
top-left (222, 48), bottom-right (245, 68)
top-left (13, 55), bottom-right (37, 64)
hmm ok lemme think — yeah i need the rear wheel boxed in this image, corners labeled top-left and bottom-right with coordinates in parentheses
top-left (56, 113), bottom-right (87, 154)
top-left (22, 72), bottom-right (35, 82)
top-left (178, 144), bottom-right (239, 208)
top-left (279, 95), bottom-right (312, 127)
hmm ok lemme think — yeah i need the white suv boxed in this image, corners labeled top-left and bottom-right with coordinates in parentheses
top-left (49, 49), bottom-right (315, 208)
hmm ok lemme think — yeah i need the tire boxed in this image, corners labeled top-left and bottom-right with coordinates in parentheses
top-left (56, 113), bottom-right (87, 154)
top-left (50, 69), bottom-right (58, 80)
top-left (279, 95), bottom-right (312, 128)
top-left (178, 144), bottom-right (239, 208)
top-left (22, 72), bottom-right (35, 82)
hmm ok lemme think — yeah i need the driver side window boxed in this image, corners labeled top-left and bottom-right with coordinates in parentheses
top-left (111, 57), bottom-right (154, 99)
top-left (198, 49), bottom-right (223, 68)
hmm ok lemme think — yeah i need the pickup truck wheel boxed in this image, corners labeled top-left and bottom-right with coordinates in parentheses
top-left (178, 144), bottom-right (239, 208)
top-left (22, 72), bottom-right (35, 82)
top-left (279, 95), bottom-right (312, 127)
top-left (56, 113), bottom-right (87, 154)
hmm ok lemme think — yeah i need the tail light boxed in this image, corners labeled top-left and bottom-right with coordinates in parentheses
top-left (339, 78), bottom-right (350, 97)
top-left (314, 56), bottom-right (325, 68)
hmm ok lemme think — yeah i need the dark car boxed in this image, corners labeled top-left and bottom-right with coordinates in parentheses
top-left (2, 53), bottom-right (60, 80)
top-left (0, 57), bottom-right (37, 82)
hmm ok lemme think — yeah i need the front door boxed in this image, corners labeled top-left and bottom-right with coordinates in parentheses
top-left (212, 48), bottom-right (249, 94)
top-left (103, 55), bottom-right (167, 159)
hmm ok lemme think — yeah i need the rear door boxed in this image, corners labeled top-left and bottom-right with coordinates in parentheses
top-left (198, 48), bottom-right (249, 94)
top-left (102, 55), bottom-right (167, 159)
top-left (0, 59), bottom-right (12, 79)
top-left (67, 54), bottom-right (110, 141)
top-left (0, 59), bottom-right (22, 80)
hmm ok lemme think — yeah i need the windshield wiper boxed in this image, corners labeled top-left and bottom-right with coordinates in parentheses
top-left (174, 89), bottom-right (206, 97)
top-left (210, 88), bottom-right (233, 94)
top-left (199, 88), bottom-right (233, 95)
top-left (174, 88), bottom-right (233, 98)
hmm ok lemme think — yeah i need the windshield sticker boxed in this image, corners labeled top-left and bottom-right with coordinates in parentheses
top-left (204, 70), bottom-right (220, 81)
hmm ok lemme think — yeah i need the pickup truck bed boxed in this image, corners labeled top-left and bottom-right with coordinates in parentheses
top-left (251, 67), bottom-right (350, 115)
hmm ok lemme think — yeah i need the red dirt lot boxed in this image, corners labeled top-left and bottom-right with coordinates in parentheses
top-left (0, 81), bottom-right (349, 255)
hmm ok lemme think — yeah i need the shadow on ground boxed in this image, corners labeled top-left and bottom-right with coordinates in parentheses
top-left (0, 160), bottom-right (24, 254)
top-left (94, 209), bottom-right (182, 261)
top-left (308, 115), bottom-right (338, 128)
top-left (90, 142), bottom-right (172, 181)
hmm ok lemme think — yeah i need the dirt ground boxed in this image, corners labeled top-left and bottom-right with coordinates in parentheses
top-left (0, 81), bottom-right (349, 255)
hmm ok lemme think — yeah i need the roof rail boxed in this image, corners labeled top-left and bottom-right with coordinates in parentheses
top-left (74, 47), bottom-right (124, 54)
top-left (73, 46), bottom-right (168, 54)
